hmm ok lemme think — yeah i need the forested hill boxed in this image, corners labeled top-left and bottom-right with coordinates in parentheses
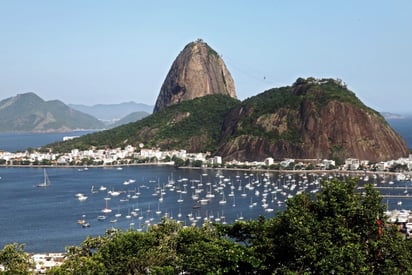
top-left (0, 92), bottom-right (105, 132)
top-left (215, 77), bottom-right (408, 162)
top-left (45, 94), bottom-right (240, 152)
top-left (43, 78), bottom-right (409, 162)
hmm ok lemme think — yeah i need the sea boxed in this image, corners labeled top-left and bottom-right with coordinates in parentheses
top-left (0, 131), bottom-right (96, 153)
top-left (0, 132), bottom-right (411, 253)
top-left (0, 165), bottom-right (290, 252)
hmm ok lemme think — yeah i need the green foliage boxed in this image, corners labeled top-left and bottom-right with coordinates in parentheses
top-left (233, 78), bottom-right (381, 146)
top-left (0, 243), bottom-right (34, 274)
top-left (205, 78), bottom-right (397, 162)
top-left (172, 156), bottom-right (185, 167)
top-left (45, 94), bottom-right (240, 153)
top-left (191, 160), bottom-right (203, 167)
top-left (49, 219), bottom-right (259, 274)
top-left (176, 224), bottom-right (260, 274)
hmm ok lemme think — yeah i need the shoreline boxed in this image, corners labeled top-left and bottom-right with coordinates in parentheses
top-left (0, 163), bottom-right (406, 177)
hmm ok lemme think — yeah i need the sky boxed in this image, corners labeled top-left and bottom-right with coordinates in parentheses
top-left (0, 1), bottom-right (411, 113)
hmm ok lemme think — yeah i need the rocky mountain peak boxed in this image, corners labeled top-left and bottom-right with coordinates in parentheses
top-left (153, 39), bottom-right (236, 113)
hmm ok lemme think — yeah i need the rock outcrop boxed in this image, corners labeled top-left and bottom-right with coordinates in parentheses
top-left (153, 39), bottom-right (236, 113)
top-left (216, 78), bottom-right (409, 162)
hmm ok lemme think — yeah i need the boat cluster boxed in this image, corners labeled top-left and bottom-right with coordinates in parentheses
top-left (73, 171), bottom-right (328, 231)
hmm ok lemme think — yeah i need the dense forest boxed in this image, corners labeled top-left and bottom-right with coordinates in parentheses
top-left (2, 177), bottom-right (412, 274)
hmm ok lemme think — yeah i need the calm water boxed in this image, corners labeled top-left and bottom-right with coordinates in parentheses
top-left (0, 166), bottom-right (409, 253)
top-left (0, 131), bottom-right (96, 152)
top-left (0, 166), bottom-right (291, 252)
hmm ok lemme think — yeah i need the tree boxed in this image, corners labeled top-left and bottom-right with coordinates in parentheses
top-left (220, 178), bottom-right (412, 274)
top-left (191, 160), bottom-right (203, 167)
top-left (172, 156), bottom-right (184, 167)
top-left (176, 223), bottom-right (260, 274)
top-left (51, 219), bottom-right (260, 274)
top-left (0, 243), bottom-right (34, 274)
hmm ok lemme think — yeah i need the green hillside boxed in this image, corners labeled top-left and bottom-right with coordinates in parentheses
top-left (43, 78), bottom-right (406, 163)
top-left (45, 94), bottom-right (240, 152)
top-left (232, 77), bottom-right (382, 141)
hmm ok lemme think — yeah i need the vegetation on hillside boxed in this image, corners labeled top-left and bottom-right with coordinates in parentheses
top-left (3, 177), bottom-right (412, 274)
top-left (42, 78), bottom-right (392, 159)
top-left (45, 94), bottom-right (240, 153)
top-left (233, 78), bottom-right (383, 143)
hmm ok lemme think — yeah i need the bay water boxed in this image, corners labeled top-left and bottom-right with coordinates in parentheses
top-left (0, 131), bottom-right (410, 253)
top-left (0, 130), bottom-right (95, 152)
top-left (0, 166), bottom-right (291, 252)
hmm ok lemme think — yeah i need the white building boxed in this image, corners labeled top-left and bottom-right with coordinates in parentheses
top-left (322, 159), bottom-right (336, 169)
top-left (345, 158), bottom-right (360, 170)
top-left (264, 157), bottom-right (274, 166)
top-left (31, 253), bottom-right (65, 274)
top-left (214, 156), bottom-right (222, 165)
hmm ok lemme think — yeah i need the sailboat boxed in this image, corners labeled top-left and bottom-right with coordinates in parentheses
top-left (102, 197), bottom-right (112, 213)
top-left (37, 168), bottom-right (51, 187)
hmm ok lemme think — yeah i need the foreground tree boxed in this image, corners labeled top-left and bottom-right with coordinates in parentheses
top-left (220, 178), bottom-right (412, 274)
top-left (50, 219), bottom-right (259, 274)
top-left (175, 223), bottom-right (261, 274)
top-left (0, 243), bottom-right (34, 274)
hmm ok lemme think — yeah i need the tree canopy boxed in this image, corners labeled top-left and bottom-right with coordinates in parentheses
top-left (0, 243), bottom-right (34, 274)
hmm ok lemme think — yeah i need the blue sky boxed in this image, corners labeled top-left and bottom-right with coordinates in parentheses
top-left (0, 1), bottom-right (411, 113)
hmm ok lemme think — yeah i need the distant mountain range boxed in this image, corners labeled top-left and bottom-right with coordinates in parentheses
top-left (0, 93), bottom-right (153, 132)
top-left (69, 102), bottom-right (153, 124)
top-left (0, 93), bottom-right (105, 132)
top-left (110, 111), bottom-right (151, 128)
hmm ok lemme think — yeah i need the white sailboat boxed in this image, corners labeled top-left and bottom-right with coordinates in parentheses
top-left (102, 197), bottom-right (112, 213)
top-left (219, 192), bottom-right (227, 205)
top-left (37, 168), bottom-right (51, 187)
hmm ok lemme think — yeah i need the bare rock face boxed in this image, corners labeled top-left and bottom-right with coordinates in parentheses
top-left (216, 78), bottom-right (409, 162)
top-left (153, 39), bottom-right (236, 113)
